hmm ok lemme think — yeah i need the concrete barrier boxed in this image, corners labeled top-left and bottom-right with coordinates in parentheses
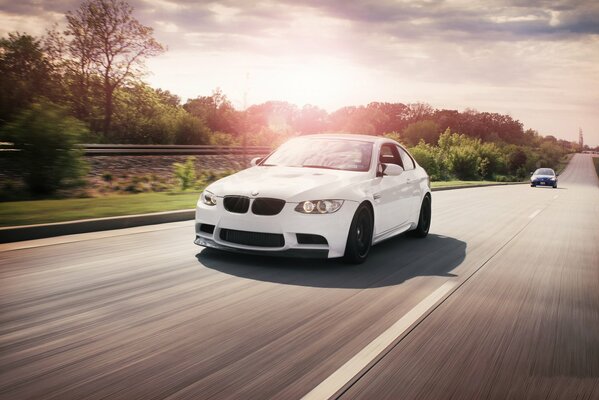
top-left (0, 209), bottom-right (194, 244)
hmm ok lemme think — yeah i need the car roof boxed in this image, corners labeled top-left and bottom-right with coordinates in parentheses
top-left (295, 133), bottom-right (391, 144)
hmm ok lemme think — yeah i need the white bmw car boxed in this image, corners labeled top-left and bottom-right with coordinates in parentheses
top-left (195, 134), bottom-right (431, 263)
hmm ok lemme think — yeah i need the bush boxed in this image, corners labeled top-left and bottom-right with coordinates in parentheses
top-left (173, 156), bottom-right (197, 191)
top-left (209, 131), bottom-right (239, 146)
top-left (102, 172), bottom-right (113, 182)
top-left (447, 145), bottom-right (480, 180)
top-left (1, 100), bottom-right (88, 194)
top-left (410, 141), bottom-right (441, 180)
top-left (478, 142), bottom-right (504, 178)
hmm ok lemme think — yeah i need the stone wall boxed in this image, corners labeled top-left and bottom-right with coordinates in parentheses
top-left (86, 154), bottom-right (263, 180)
top-left (0, 153), bottom-right (265, 195)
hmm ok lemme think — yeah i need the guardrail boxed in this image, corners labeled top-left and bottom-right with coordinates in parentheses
top-left (0, 143), bottom-right (272, 156)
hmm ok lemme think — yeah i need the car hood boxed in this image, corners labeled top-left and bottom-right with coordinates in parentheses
top-left (206, 166), bottom-right (369, 202)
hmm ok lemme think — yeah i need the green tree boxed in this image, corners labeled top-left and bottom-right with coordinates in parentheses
top-left (63, 0), bottom-right (164, 138)
top-left (1, 100), bottom-right (88, 194)
top-left (184, 88), bottom-right (240, 135)
top-left (538, 141), bottom-right (563, 169)
top-left (294, 104), bottom-right (328, 134)
top-left (110, 83), bottom-right (209, 144)
top-left (175, 113), bottom-right (211, 145)
top-left (507, 147), bottom-right (527, 174)
top-left (402, 120), bottom-right (441, 146)
top-left (0, 33), bottom-right (57, 126)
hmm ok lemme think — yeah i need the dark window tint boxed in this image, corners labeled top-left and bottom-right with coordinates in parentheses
top-left (379, 144), bottom-right (403, 168)
top-left (534, 168), bottom-right (555, 176)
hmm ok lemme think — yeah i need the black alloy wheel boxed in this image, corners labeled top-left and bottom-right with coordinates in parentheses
top-left (344, 204), bottom-right (374, 264)
top-left (409, 195), bottom-right (431, 238)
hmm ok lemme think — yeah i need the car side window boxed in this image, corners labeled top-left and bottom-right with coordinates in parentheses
top-left (379, 144), bottom-right (403, 168)
top-left (397, 146), bottom-right (415, 170)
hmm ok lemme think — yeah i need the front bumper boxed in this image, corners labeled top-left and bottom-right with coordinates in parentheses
top-left (194, 199), bottom-right (360, 258)
top-left (194, 236), bottom-right (329, 258)
top-left (531, 179), bottom-right (556, 186)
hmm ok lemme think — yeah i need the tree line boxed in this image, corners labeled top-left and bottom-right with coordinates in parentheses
top-left (0, 0), bottom-right (585, 195)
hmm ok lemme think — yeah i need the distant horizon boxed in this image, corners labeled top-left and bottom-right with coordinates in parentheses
top-left (2, 0), bottom-right (598, 146)
top-left (146, 82), bottom-right (586, 144)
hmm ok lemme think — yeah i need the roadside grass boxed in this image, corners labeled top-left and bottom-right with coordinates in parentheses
top-left (557, 153), bottom-right (574, 175)
top-left (431, 180), bottom-right (519, 188)
top-left (593, 156), bottom-right (599, 178)
top-left (1, 180), bottom-right (523, 227)
top-left (0, 191), bottom-right (201, 227)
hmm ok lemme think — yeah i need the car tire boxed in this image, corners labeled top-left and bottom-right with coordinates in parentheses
top-left (553, 184), bottom-right (557, 188)
top-left (531, 184), bottom-right (535, 187)
top-left (409, 195), bottom-right (431, 238)
top-left (343, 204), bottom-right (373, 264)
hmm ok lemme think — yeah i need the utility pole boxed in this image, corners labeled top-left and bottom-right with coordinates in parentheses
top-left (242, 72), bottom-right (249, 167)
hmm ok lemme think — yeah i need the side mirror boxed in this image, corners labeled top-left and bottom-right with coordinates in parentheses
top-left (250, 157), bottom-right (263, 167)
top-left (556, 173), bottom-right (559, 177)
top-left (530, 172), bottom-right (534, 176)
top-left (381, 163), bottom-right (404, 176)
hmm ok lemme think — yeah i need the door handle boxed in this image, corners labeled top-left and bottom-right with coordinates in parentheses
top-left (373, 193), bottom-right (381, 200)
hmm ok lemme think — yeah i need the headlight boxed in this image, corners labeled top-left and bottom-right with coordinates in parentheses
top-left (550, 177), bottom-right (556, 181)
top-left (295, 200), bottom-right (344, 214)
top-left (200, 190), bottom-right (217, 206)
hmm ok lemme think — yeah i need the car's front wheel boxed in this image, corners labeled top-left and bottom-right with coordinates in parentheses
top-left (409, 195), bottom-right (431, 238)
top-left (343, 203), bottom-right (373, 264)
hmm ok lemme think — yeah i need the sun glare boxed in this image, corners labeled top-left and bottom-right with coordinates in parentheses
top-left (255, 60), bottom-right (369, 109)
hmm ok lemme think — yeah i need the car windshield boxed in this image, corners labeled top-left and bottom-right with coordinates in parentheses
top-left (534, 168), bottom-right (555, 175)
top-left (261, 138), bottom-right (373, 172)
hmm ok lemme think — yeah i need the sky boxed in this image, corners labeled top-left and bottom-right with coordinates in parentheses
top-left (0, 0), bottom-right (598, 146)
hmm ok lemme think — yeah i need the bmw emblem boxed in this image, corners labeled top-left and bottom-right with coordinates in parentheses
top-left (251, 190), bottom-right (259, 196)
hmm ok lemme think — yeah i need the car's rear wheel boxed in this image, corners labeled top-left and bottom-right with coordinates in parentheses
top-left (409, 195), bottom-right (431, 238)
top-left (343, 204), bottom-right (373, 264)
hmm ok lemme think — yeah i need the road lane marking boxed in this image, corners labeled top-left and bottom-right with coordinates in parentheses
top-left (305, 198), bottom-right (554, 399)
top-left (528, 209), bottom-right (542, 219)
top-left (301, 281), bottom-right (457, 400)
top-left (553, 194), bottom-right (559, 199)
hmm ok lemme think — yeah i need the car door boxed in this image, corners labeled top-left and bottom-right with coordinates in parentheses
top-left (397, 145), bottom-right (422, 222)
top-left (372, 143), bottom-right (411, 237)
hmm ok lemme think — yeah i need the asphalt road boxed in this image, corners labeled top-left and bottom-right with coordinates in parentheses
top-left (1, 154), bottom-right (597, 399)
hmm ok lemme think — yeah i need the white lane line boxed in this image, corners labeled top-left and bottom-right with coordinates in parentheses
top-left (301, 281), bottom-right (457, 400)
top-left (528, 209), bottom-right (542, 219)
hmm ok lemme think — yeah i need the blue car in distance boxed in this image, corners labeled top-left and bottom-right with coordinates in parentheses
top-left (530, 168), bottom-right (558, 188)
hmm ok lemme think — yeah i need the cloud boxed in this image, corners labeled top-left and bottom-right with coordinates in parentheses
top-left (0, 0), bottom-right (597, 144)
